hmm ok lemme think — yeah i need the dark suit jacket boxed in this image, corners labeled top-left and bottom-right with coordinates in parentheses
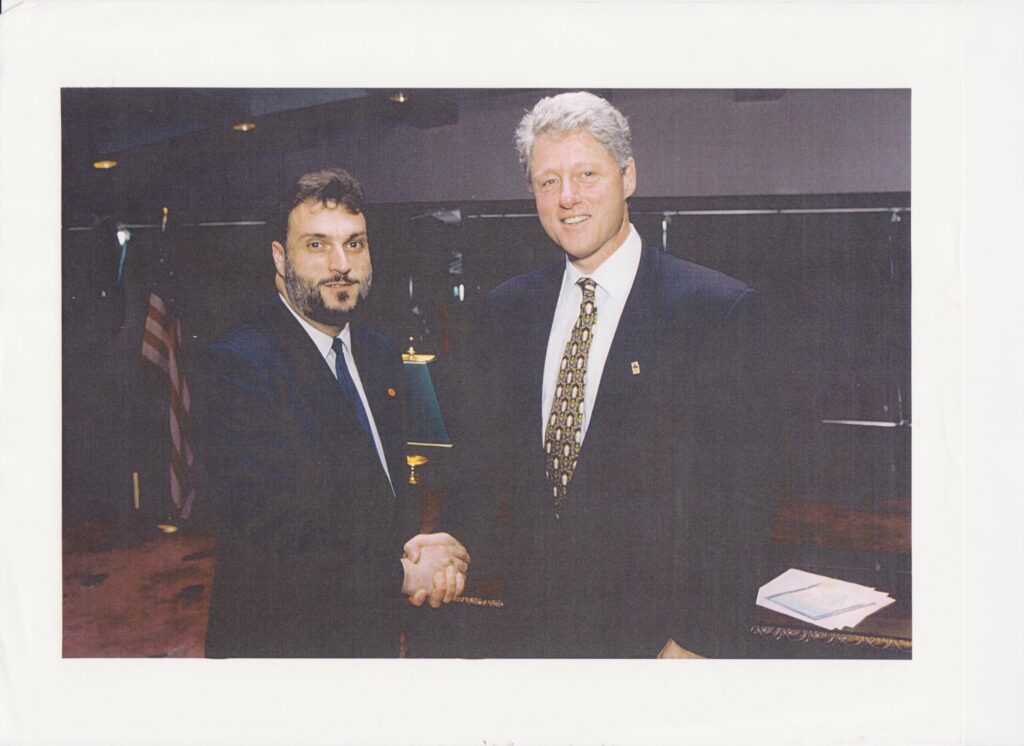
top-left (457, 242), bottom-right (773, 658)
top-left (194, 298), bottom-right (416, 657)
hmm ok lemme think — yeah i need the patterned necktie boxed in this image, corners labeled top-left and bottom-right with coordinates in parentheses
top-left (331, 337), bottom-right (374, 442)
top-left (544, 277), bottom-right (598, 515)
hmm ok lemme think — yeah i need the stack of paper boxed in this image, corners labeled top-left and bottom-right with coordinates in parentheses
top-left (756, 568), bottom-right (895, 630)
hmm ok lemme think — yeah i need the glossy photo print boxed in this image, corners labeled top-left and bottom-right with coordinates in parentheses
top-left (60, 88), bottom-right (910, 660)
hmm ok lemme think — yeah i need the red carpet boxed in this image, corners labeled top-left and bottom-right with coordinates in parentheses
top-left (62, 521), bottom-right (213, 657)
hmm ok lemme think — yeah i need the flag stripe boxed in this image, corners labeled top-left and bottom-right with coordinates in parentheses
top-left (142, 290), bottom-right (195, 519)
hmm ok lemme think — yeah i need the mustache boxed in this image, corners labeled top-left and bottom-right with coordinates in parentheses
top-left (318, 274), bottom-right (359, 286)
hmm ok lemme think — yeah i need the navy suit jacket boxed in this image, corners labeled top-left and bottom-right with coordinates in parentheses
top-left (458, 242), bottom-right (772, 658)
top-left (194, 298), bottom-right (415, 657)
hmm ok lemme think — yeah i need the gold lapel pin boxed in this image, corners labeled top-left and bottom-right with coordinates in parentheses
top-left (631, 361), bottom-right (641, 375)
top-left (387, 387), bottom-right (397, 398)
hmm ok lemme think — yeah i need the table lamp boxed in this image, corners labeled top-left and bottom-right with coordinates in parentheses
top-left (402, 340), bottom-right (451, 485)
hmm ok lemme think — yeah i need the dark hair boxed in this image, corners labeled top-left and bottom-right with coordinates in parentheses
top-left (274, 168), bottom-right (366, 243)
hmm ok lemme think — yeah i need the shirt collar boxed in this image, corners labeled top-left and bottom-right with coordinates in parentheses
top-left (278, 293), bottom-right (350, 360)
top-left (563, 223), bottom-right (642, 300)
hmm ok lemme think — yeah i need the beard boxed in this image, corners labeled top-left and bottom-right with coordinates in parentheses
top-left (283, 257), bottom-right (372, 328)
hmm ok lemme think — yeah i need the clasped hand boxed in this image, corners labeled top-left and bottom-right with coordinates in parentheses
top-left (400, 533), bottom-right (470, 608)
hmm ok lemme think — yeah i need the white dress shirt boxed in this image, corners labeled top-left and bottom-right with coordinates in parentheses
top-left (279, 294), bottom-right (393, 492)
top-left (541, 224), bottom-right (643, 443)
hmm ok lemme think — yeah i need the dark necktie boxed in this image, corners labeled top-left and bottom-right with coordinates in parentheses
top-left (544, 277), bottom-right (598, 516)
top-left (331, 337), bottom-right (374, 442)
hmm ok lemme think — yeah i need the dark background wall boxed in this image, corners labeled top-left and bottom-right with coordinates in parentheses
top-left (62, 88), bottom-right (909, 213)
top-left (61, 88), bottom-right (910, 526)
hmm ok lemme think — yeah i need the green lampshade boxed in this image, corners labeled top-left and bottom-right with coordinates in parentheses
top-left (402, 359), bottom-right (450, 447)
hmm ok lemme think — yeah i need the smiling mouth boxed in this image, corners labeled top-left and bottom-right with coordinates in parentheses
top-left (561, 215), bottom-right (589, 225)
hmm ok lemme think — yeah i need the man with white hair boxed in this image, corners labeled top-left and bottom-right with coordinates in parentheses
top-left (462, 92), bottom-right (771, 658)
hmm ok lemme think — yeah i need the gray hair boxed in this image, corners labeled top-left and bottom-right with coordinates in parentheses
top-left (514, 91), bottom-right (633, 179)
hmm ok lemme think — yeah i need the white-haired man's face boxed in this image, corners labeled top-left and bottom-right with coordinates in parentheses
top-left (530, 129), bottom-right (636, 274)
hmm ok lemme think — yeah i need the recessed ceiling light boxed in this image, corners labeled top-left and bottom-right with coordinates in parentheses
top-left (389, 92), bottom-right (409, 104)
top-left (92, 159), bottom-right (118, 170)
top-left (232, 122), bottom-right (256, 132)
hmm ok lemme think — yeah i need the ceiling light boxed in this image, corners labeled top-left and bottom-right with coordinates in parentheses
top-left (92, 159), bottom-right (118, 170)
top-left (389, 92), bottom-right (409, 103)
top-left (232, 122), bottom-right (256, 132)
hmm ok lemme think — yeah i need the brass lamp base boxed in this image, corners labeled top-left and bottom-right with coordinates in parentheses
top-left (406, 454), bottom-right (429, 485)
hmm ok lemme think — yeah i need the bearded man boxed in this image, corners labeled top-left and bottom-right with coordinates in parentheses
top-left (196, 168), bottom-right (468, 658)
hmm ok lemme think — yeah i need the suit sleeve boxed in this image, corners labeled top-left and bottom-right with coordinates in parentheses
top-left (194, 344), bottom-right (405, 604)
top-left (661, 289), bottom-right (776, 657)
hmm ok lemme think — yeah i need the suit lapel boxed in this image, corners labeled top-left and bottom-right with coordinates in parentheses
top-left (492, 261), bottom-right (564, 515)
top-left (525, 262), bottom-right (566, 450)
top-left (350, 324), bottom-right (405, 501)
top-left (264, 300), bottom-right (353, 438)
top-left (265, 301), bottom-right (396, 512)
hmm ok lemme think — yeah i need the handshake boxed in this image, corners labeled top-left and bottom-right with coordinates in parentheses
top-left (399, 532), bottom-right (470, 608)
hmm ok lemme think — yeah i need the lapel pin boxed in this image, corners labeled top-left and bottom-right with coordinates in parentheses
top-left (387, 387), bottom-right (397, 398)
top-left (631, 361), bottom-right (641, 375)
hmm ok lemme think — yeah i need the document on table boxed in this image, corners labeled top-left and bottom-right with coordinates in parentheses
top-left (756, 568), bottom-right (895, 630)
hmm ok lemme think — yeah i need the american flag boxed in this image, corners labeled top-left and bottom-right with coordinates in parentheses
top-left (140, 209), bottom-right (196, 519)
